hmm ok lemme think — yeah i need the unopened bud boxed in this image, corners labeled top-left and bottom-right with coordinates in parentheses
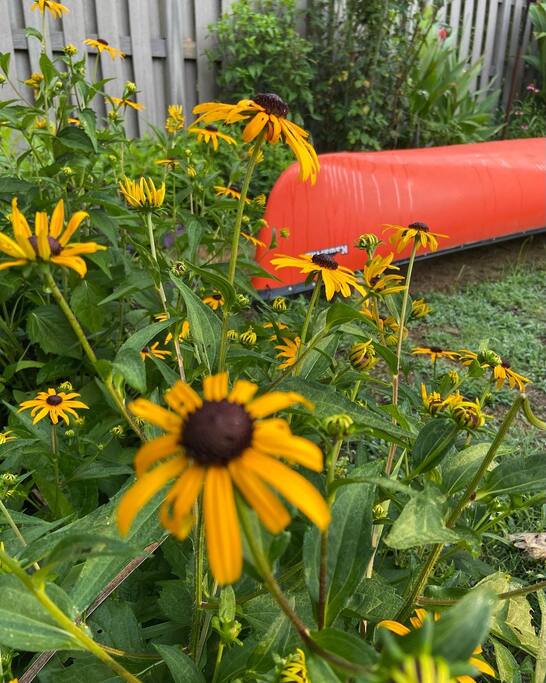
top-left (272, 297), bottom-right (287, 312)
top-left (323, 413), bottom-right (354, 438)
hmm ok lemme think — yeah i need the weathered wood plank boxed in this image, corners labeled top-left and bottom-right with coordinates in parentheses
top-left (503, 0), bottom-right (525, 106)
top-left (21, 0), bottom-right (50, 74)
top-left (165, 0), bottom-right (187, 115)
top-left (0, 0), bottom-right (20, 100)
top-left (459, 0), bottom-right (474, 62)
top-left (479, 0), bottom-right (500, 97)
top-left (448, 0), bottom-right (462, 42)
top-left (494, 0), bottom-right (514, 103)
top-left (470, 0), bottom-right (487, 90)
top-left (127, 0), bottom-right (156, 133)
top-left (93, 0), bottom-right (123, 100)
top-left (61, 0), bottom-right (87, 54)
top-left (194, 0), bottom-right (217, 103)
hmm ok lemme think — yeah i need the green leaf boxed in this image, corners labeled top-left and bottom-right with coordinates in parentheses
top-left (306, 653), bottom-right (341, 682)
top-left (154, 643), bottom-right (205, 683)
top-left (310, 628), bottom-right (377, 666)
top-left (185, 262), bottom-right (237, 308)
top-left (300, 333), bottom-right (338, 380)
top-left (441, 442), bottom-right (491, 494)
top-left (345, 577), bottom-right (404, 622)
top-left (480, 453), bottom-right (546, 498)
top-left (78, 108), bottom-right (98, 152)
top-left (113, 347), bottom-right (146, 393)
top-left (55, 126), bottom-right (95, 154)
top-left (27, 305), bottom-right (81, 359)
top-left (0, 575), bottom-right (84, 652)
top-left (116, 319), bottom-right (174, 357)
top-left (70, 280), bottom-right (105, 333)
top-left (0, 52), bottom-right (11, 75)
top-left (492, 638), bottom-right (522, 683)
top-left (170, 275), bottom-right (221, 372)
top-left (39, 52), bottom-right (57, 82)
top-left (326, 302), bottom-right (377, 330)
top-left (535, 591), bottom-right (546, 683)
top-left (385, 487), bottom-right (459, 549)
top-left (432, 588), bottom-right (495, 661)
top-left (410, 418), bottom-right (458, 476)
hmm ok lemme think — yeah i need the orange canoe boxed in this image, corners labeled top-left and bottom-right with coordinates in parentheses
top-left (253, 138), bottom-right (546, 294)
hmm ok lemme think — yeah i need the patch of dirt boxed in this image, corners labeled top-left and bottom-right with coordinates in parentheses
top-left (404, 232), bottom-right (546, 293)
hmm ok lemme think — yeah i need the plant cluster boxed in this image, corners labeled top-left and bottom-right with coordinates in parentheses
top-left (0, 4), bottom-right (546, 683)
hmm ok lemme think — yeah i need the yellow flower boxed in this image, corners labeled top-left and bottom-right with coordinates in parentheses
top-left (24, 72), bottom-right (43, 90)
top-left (384, 222), bottom-right (448, 253)
top-left (263, 321), bottom-right (289, 341)
top-left (349, 340), bottom-right (378, 372)
top-left (187, 165), bottom-right (197, 178)
top-left (155, 158), bottom-right (180, 168)
top-left (451, 399), bottom-right (488, 430)
top-left (363, 253), bottom-right (406, 296)
top-left (18, 388), bottom-right (89, 426)
top-left (31, 0), bottom-right (68, 18)
top-left (378, 609), bottom-right (495, 683)
top-left (214, 185), bottom-right (251, 204)
top-left (202, 292), bottom-right (224, 310)
top-left (241, 231), bottom-right (266, 248)
top-left (272, 296), bottom-right (287, 311)
top-left (140, 342), bottom-right (171, 361)
top-left (83, 38), bottom-right (125, 60)
top-left (254, 193), bottom-right (267, 207)
top-left (280, 648), bottom-right (310, 683)
top-left (459, 350), bottom-right (530, 392)
top-left (240, 328), bottom-right (257, 345)
top-left (0, 430), bottom-right (16, 445)
top-left (119, 177), bottom-right (166, 209)
top-left (271, 253), bottom-right (365, 301)
top-left (412, 298), bottom-right (431, 319)
top-left (165, 104), bottom-right (185, 133)
top-left (154, 313), bottom-right (190, 344)
top-left (389, 654), bottom-right (457, 683)
top-left (275, 337), bottom-right (301, 369)
top-left (412, 346), bottom-right (460, 363)
top-left (420, 384), bottom-right (461, 415)
top-left (117, 373), bottom-right (330, 584)
top-left (0, 198), bottom-right (105, 277)
top-left (188, 125), bottom-right (237, 150)
top-left (193, 93), bottom-right (320, 184)
top-left (68, 117), bottom-right (81, 126)
top-left (110, 96), bottom-right (144, 111)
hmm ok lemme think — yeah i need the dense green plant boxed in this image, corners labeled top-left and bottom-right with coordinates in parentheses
top-left (526, 1), bottom-right (546, 94)
top-left (207, 0), bottom-right (315, 122)
top-left (506, 85), bottom-right (546, 139)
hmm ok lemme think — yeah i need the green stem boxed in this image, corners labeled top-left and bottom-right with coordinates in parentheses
top-left (266, 328), bottom-right (327, 391)
top-left (237, 499), bottom-right (369, 676)
top-left (0, 499), bottom-right (41, 572)
top-left (397, 394), bottom-right (524, 622)
top-left (217, 132), bottom-right (266, 372)
top-left (0, 550), bottom-right (141, 682)
top-left (51, 423), bottom-right (59, 514)
top-left (296, 280), bottom-right (322, 371)
top-left (43, 269), bottom-right (143, 439)
top-left (211, 641), bottom-right (225, 683)
top-left (191, 502), bottom-right (205, 659)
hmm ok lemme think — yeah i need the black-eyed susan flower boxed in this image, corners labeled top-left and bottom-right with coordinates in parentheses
top-left (378, 609), bottom-right (495, 683)
top-left (388, 654), bottom-right (457, 683)
top-left (117, 373), bottom-right (330, 584)
top-left (83, 38), bottom-right (125, 60)
top-left (271, 253), bottom-right (366, 301)
top-left (155, 158), bottom-right (180, 169)
top-left (0, 430), bottom-right (16, 445)
top-left (450, 399), bottom-right (487, 430)
top-left (349, 340), bottom-right (378, 372)
top-left (384, 222), bottom-right (448, 253)
top-left (202, 292), bottom-right (224, 310)
top-left (193, 93), bottom-right (320, 184)
top-left (0, 198), bottom-right (105, 278)
top-left (189, 125), bottom-right (237, 150)
top-left (272, 296), bottom-right (287, 312)
top-left (18, 388), bottom-right (88, 426)
top-left (412, 346), bottom-right (460, 363)
top-left (412, 298), bottom-right (431, 319)
top-left (165, 104), bottom-right (185, 133)
top-left (31, 0), bottom-right (68, 18)
top-left (154, 312), bottom-right (190, 344)
top-left (263, 321), bottom-right (289, 341)
top-left (275, 337), bottom-right (301, 369)
top-left (420, 384), bottom-right (461, 415)
top-left (119, 177), bottom-right (166, 209)
top-left (362, 253), bottom-right (406, 297)
top-left (110, 96), bottom-right (144, 111)
top-left (214, 185), bottom-right (251, 204)
top-left (458, 349), bottom-right (530, 392)
top-left (240, 328), bottom-right (257, 345)
top-left (24, 72), bottom-right (43, 90)
top-left (279, 648), bottom-right (310, 683)
top-left (140, 342), bottom-right (171, 361)
top-left (241, 231), bottom-right (266, 248)
top-left (254, 193), bottom-right (267, 207)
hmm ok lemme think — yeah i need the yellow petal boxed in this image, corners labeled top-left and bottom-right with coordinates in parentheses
top-left (0, 233), bottom-right (27, 258)
top-left (253, 419), bottom-right (323, 471)
top-left (468, 656), bottom-right (496, 677)
top-left (162, 463), bottom-right (205, 537)
top-left (117, 459), bottom-right (185, 535)
top-left (59, 211), bottom-right (88, 246)
top-left (134, 434), bottom-right (180, 476)
top-left (129, 398), bottom-right (182, 433)
top-left (203, 373), bottom-right (229, 401)
top-left (35, 212), bottom-right (50, 259)
top-left (242, 451), bottom-right (330, 530)
top-left (204, 467), bottom-right (242, 584)
top-left (247, 391), bottom-right (313, 418)
top-left (49, 199), bottom-right (65, 238)
top-left (242, 111), bottom-right (269, 143)
top-left (164, 381), bottom-right (202, 417)
top-left (376, 620), bottom-right (411, 636)
top-left (229, 458), bottom-right (290, 533)
top-left (0, 259), bottom-right (28, 271)
top-left (50, 255), bottom-right (87, 277)
top-left (228, 379), bottom-right (259, 405)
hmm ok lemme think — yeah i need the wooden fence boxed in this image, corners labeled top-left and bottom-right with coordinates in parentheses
top-left (0, 0), bottom-right (537, 138)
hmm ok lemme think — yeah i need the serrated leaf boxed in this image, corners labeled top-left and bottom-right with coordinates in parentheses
top-left (154, 643), bottom-right (205, 683)
top-left (27, 305), bottom-right (81, 359)
top-left (113, 347), bottom-right (146, 393)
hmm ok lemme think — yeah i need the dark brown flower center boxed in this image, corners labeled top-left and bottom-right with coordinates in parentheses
top-left (228, 185), bottom-right (241, 194)
top-left (97, 38), bottom-right (109, 46)
top-left (409, 221), bottom-right (429, 232)
top-left (142, 346), bottom-right (151, 353)
top-left (212, 293), bottom-right (222, 301)
top-left (253, 93), bottom-right (289, 118)
top-left (429, 346), bottom-right (443, 353)
top-left (205, 125), bottom-right (218, 132)
top-left (46, 394), bottom-right (63, 406)
top-left (311, 253), bottom-right (339, 270)
top-left (181, 400), bottom-right (253, 466)
top-left (501, 360), bottom-right (511, 368)
top-left (28, 235), bottom-right (62, 257)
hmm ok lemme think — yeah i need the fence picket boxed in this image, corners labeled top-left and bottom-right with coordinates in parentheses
top-left (0, 0), bottom-right (19, 100)
top-left (93, 0), bottom-right (123, 101)
top-left (459, 0), bottom-right (475, 62)
top-left (194, 2), bottom-right (218, 103)
top-left (448, 0), bottom-right (462, 42)
top-left (479, 0), bottom-right (500, 97)
top-left (165, 0), bottom-right (187, 116)
top-left (128, 0), bottom-right (156, 133)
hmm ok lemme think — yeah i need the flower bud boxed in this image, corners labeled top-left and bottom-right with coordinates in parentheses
top-left (227, 329), bottom-right (239, 341)
top-left (171, 261), bottom-right (187, 277)
top-left (237, 293), bottom-right (250, 308)
top-left (451, 400), bottom-right (486, 430)
top-left (477, 349), bottom-right (502, 367)
top-left (349, 340), bottom-right (377, 372)
top-left (0, 75), bottom-right (6, 85)
top-left (63, 43), bottom-right (78, 56)
top-left (240, 328), bottom-right (257, 345)
top-left (64, 429), bottom-right (75, 438)
top-left (124, 81), bottom-right (137, 94)
top-left (323, 413), bottom-right (354, 438)
top-left (112, 425), bottom-right (124, 437)
top-left (272, 296), bottom-right (287, 312)
top-left (355, 233), bottom-right (380, 255)
top-left (58, 381), bottom-right (73, 392)
top-left (61, 166), bottom-right (74, 176)
top-left (280, 228), bottom-right (290, 238)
